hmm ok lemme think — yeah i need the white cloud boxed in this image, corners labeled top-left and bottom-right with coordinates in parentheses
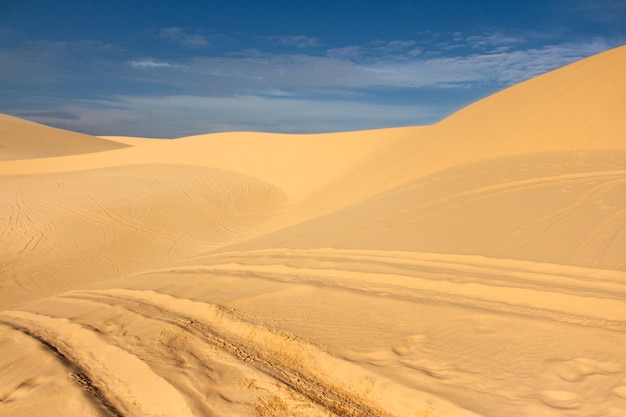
top-left (556, 0), bottom-right (626, 24)
top-left (171, 54), bottom-right (376, 90)
top-left (16, 95), bottom-right (443, 137)
top-left (327, 38), bottom-right (612, 88)
top-left (425, 40), bottom-right (612, 85)
top-left (158, 27), bottom-right (211, 48)
top-left (1, 29), bottom-right (617, 95)
top-left (130, 58), bottom-right (175, 69)
top-left (327, 40), bottom-right (422, 61)
top-left (146, 39), bottom-right (610, 92)
top-left (465, 32), bottom-right (526, 50)
top-left (1, 30), bottom-right (620, 138)
top-left (267, 35), bottom-right (321, 48)
top-left (326, 45), bottom-right (367, 59)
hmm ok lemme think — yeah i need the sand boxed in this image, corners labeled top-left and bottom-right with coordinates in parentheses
top-left (0, 114), bottom-right (129, 161)
top-left (0, 45), bottom-right (625, 416)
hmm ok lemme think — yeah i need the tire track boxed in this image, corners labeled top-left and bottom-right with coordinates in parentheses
top-left (0, 319), bottom-right (122, 417)
top-left (404, 169), bottom-right (626, 218)
top-left (8, 183), bottom-right (212, 250)
top-left (164, 248), bottom-right (626, 331)
top-left (177, 263), bottom-right (626, 332)
top-left (62, 289), bottom-right (402, 417)
top-left (179, 181), bottom-right (248, 235)
top-left (0, 311), bottom-right (196, 417)
top-left (179, 248), bottom-right (626, 300)
top-left (504, 176), bottom-right (626, 255)
top-left (1, 188), bottom-right (54, 257)
top-left (575, 207), bottom-right (626, 266)
top-left (78, 187), bottom-right (212, 249)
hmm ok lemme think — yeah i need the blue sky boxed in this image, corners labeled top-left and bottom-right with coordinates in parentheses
top-left (1, 0), bottom-right (624, 137)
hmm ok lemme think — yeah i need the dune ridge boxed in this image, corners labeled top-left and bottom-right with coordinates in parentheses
top-left (1, 45), bottom-right (625, 416)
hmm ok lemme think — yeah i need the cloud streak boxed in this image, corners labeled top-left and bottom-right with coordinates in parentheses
top-left (13, 95), bottom-right (445, 137)
top-left (124, 38), bottom-right (612, 93)
top-left (158, 27), bottom-right (211, 48)
top-left (0, 28), bottom-right (621, 136)
top-left (267, 35), bottom-right (321, 48)
top-left (130, 58), bottom-right (175, 69)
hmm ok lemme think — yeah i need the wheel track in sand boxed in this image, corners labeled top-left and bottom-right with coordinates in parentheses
top-left (178, 248), bottom-right (626, 300)
top-left (77, 187), bottom-right (215, 249)
top-left (0, 288), bottom-right (442, 416)
top-left (179, 180), bottom-right (248, 235)
top-left (17, 186), bottom-right (209, 250)
top-left (0, 310), bottom-right (196, 417)
top-left (502, 176), bottom-right (626, 258)
top-left (575, 207), bottom-right (626, 267)
top-left (60, 289), bottom-right (395, 417)
top-left (0, 318), bottom-right (123, 417)
top-left (400, 169), bottom-right (626, 219)
top-left (0, 188), bottom-right (55, 258)
top-left (165, 248), bottom-right (626, 332)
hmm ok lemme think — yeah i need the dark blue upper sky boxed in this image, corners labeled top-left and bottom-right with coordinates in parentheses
top-left (1, 0), bottom-right (624, 137)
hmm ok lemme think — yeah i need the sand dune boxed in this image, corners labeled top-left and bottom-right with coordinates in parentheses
top-left (0, 163), bottom-right (286, 309)
top-left (1, 45), bottom-right (625, 416)
top-left (0, 114), bottom-right (129, 161)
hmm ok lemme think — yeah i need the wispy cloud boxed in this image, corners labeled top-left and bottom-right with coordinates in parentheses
top-left (121, 38), bottom-right (612, 93)
top-left (158, 27), bottom-right (211, 48)
top-left (130, 58), bottom-right (176, 69)
top-left (327, 39), bottom-right (422, 60)
top-left (0, 28), bottom-right (621, 136)
top-left (464, 32), bottom-right (527, 50)
top-left (1, 29), bottom-right (616, 94)
top-left (556, 0), bottom-right (626, 25)
top-left (267, 35), bottom-right (321, 48)
top-left (10, 95), bottom-right (443, 137)
top-left (17, 110), bottom-right (81, 120)
top-left (368, 39), bottom-right (612, 87)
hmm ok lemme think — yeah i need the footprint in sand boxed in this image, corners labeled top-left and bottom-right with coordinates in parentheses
top-left (390, 334), bottom-right (428, 357)
top-left (539, 390), bottom-right (581, 410)
top-left (613, 378), bottom-right (626, 399)
top-left (92, 322), bottom-right (116, 333)
top-left (399, 357), bottom-right (452, 379)
top-left (0, 376), bottom-right (49, 403)
top-left (340, 349), bottom-right (393, 367)
top-left (555, 357), bottom-right (623, 382)
top-left (390, 335), bottom-right (452, 379)
top-left (613, 386), bottom-right (626, 399)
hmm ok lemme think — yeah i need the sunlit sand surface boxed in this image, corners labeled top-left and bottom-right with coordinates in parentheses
top-left (1, 45), bottom-right (625, 416)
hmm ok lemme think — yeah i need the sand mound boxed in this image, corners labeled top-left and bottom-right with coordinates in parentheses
top-left (1, 45), bottom-right (625, 417)
top-left (0, 114), bottom-right (129, 160)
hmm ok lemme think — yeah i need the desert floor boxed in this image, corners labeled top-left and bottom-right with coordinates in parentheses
top-left (1, 45), bottom-right (625, 417)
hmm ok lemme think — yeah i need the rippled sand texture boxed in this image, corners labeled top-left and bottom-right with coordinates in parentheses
top-left (1, 45), bottom-right (625, 416)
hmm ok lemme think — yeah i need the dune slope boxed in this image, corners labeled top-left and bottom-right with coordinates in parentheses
top-left (0, 114), bottom-right (129, 160)
top-left (0, 164), bottom-right (286, 309)
top-left (0, 45), bottom-right (625, 417)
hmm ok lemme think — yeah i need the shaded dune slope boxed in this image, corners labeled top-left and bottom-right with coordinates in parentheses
top-left (0, 114), bottom-right (129, 160)
top-left (225, 149), bottom-right (626, 270)
top-left (1, 45), bottom-right (626, 417)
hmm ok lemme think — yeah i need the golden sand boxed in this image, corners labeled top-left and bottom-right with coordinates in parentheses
top-left (1, 45), bottom-right (625, 416)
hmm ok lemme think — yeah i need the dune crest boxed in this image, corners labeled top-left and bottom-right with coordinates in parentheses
top-left (1, 45), bottom-right (626, 416)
